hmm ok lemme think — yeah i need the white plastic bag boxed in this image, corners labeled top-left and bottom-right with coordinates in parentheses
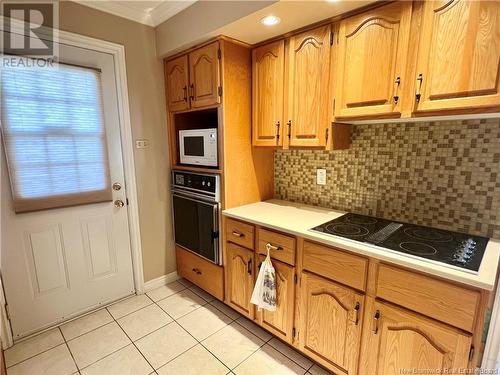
top-left (250, 247), bottom-right (276, 311)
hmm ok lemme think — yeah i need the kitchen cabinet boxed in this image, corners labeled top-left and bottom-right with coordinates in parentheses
top-left (225, 242), bottom-right (255, 319)
top-left (165, 55), bottom-right (190, 112)
top-left (256, 255), bottom-right (295, 343)
top-left (335, 1), bottom-right (412, 120)
top-left (297, 271), bottom-right (364, 374)
top-left (189, 42), bottom-right (221, 108)
top-left (287, 25), bottom-right (333, 147)
top-left (359, 300), bottom-right (472, 375)
top-left (252, 40), bottom-right (285, 147)
top-left (413, 0), bottom-right (500, 114)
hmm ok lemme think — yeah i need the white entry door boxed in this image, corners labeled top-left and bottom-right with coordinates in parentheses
top-left (1, 41), bottom-right (135, 339)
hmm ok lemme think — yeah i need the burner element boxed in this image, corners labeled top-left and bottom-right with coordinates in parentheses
top-left (325, 223), bottom-right (369, 237)
top-left (346, 216), bottom-right (378, 225)
top-left (403, 227), bottom-right (453, 242)
top-left (399, 242), bottom-right (438, 256)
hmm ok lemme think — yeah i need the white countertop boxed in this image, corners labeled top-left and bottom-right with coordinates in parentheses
top-left (223, 200), bottom-right (500, 290)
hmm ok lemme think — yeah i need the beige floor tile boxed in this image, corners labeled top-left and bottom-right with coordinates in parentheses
top-left (268, 338), bottom-right (313, 370)
top-left (308, 364), bottom-right (334, 375)
top-left (67, 322), bottom-right (130, 369)
top-left (177, 278), bottom-right (194, 288)
top-left (80, 344), bottom-right (153, 375)
top-left (146, 281), bottom-right (185, 302)
top-left (135, 322), bottom-right (196, 369)
top-left (117, 304), bottom-right (172, 341)
top-left (210, 300), bottom-right (241, 320)
top-left (189, 285), bottom-right (216, 302)
top-left (156, 289), bottom-right (206, 319)
top-left (235, 317), bottom-right (272, 341)
top-left (5, 328), bottom-right (64, 367)
top-left (61, 309), bottom-right (113, 341)
top-left (107, 295), bottom-right (152, 319)
top-left (234, 345), bottom-right (306, 375)
top-left (177, 304), bottom-right (232, 341)
top-left (202, 322), bottom-right (264, 369)
top-left (6, 344), bottom-right (76, 375)
top-left (157, 344), bottom-right (228, 375)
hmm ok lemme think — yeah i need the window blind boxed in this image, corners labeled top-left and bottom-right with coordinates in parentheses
top-left (1, 62), bottom-right (112, 213)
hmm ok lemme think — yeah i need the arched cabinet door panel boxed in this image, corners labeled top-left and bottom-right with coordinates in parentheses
top-left (297, 272), bottom-right (364, 374)
top-left (189, 41), bottom-right (221, 108)
top-left (225, 242), bottom-right (254, 319)
top-left (359, 301), bottom-right (472, 375)
top-left (413, 0), bottom-right (500, 114)
top-left (252, 40), bottom-right (285, 147)
top-left (335, 1), bottom-right (413, 119)
top-left (165, 55), bottom-right (189, 112)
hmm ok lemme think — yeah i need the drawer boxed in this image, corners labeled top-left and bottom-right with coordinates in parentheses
top-left (176, 246), bottom-right (224, 300)
top-left (376, 264), bottom-right (480, 332)
top-left (257, 228), bottom-right (296, 266)
top-left (225, 218), bottom-right (254, 249)
top-left (302, 241), bottom-right (367, 291)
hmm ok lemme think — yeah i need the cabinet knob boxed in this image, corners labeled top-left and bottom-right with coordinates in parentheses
top-left (189, 83), bottom-right (195, 100)
top-left (415, 73), bottom-right (423, 102)
top-left (393, 76), bottom-right (401, 105)
top-left (276, 121), bottom-right (281, 142)
top-left (372, 310), bottom-right (380, 334)
top-left (266, 243), bottom-right (282, 252)
top-left (353, 302), bottom-right (360, 325)
top-left (232, 231), bottom-right (244, 238)
top-left (287, 120), bottom-right (292, 139)
top-left (247, 259), bottom-right (252, 275)
top-left (183, 86), bottom-right (188, 102)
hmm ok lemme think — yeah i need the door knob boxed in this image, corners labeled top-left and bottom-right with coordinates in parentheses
top-left (114, 199), bottom-right (125, 208)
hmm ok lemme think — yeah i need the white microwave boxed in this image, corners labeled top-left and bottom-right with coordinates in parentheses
top-left (179, 128), bottom-right (218, 167)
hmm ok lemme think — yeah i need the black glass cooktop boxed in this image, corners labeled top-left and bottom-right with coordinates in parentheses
top-left (311, 213), bottom-right (489, 272)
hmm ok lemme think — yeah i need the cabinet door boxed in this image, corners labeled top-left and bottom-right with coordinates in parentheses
top-left (189, 42), bottom-right (221, 108)
top-left (297, 272), bottom-right (364, 374)
top-left (225, 243), bottom-right (254, 319)
top-left (335, 2), bottom-right (412, 119)
top-left (414, 0), bottom-right (500, 114)
top-left (359, 301), bottom-right (472, 375)
top-left (252, 40), bottom-right (285, 147)
top-left (165, 55), bottom-right (189, 112)
top-left (287, 25), bottom-right (332, 147)
top-left (256, 255), bottom-right (294, 343)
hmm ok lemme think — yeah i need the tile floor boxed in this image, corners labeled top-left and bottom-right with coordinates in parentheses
top-left (5, 279), bottom-right (333, 375)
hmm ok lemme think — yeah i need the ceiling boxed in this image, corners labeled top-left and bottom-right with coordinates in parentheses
top-left (75, 0), bottom-right (197, 27)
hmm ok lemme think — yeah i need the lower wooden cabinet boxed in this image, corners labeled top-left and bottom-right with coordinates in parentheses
top-left (256, 255), bottom-right (295, 343)
top-left (297, 272), bottom-right (364, 374)
top-left (225, 242), bottom-right (255, 319)
top-left (358, 300), bottom-right (472, 375)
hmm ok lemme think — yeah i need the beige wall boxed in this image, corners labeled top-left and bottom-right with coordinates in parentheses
top-left (59, 1), bottom-right (175, 281)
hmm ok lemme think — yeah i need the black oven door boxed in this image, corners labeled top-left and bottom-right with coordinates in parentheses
top-left (172, 192), bottom-right (219, 264)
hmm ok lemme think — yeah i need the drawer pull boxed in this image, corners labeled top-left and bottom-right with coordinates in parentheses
top-left (372, 310), bottom-right (380, 334)
top-left (354, 302), bottom-right (360, 325)
top-left (266, 243), bottom-right (283, 252)
top-left (232, 231), bottom-right (244, 238)
top-left (192, 268), bottom-right (202, 275)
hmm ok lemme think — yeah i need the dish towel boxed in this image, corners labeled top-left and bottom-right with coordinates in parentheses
top-left (250, 246), bottom-right (277, 311)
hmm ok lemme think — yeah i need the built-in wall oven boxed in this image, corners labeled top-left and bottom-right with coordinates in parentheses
top-left (171, 170), bottom-right (221, 265)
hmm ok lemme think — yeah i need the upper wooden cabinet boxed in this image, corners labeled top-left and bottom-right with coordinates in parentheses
top-left (165, 55), bottom-right (189, 112)
top-left (413, 0), bottom-right (500, 114)
top-left (165, 41), bottom-right (221, 112)
top-left (189, 42), bottom-right (221, 108)
top-left (335, 2), bottom-right (413, 120)
top-left (252, 40), bottom-right (285, 147)
top-left (297, 272), bottom-right (364, 374)
top-left (287, 25), bottom-right (333, 147)
top-left (359, 301), bottom-right (472, 375)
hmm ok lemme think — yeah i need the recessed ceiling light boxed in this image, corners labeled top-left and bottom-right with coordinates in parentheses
top-left (260, 15), bottom-right (281, 26)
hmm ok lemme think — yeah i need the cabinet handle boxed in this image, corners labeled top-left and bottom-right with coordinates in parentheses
top-left (415, 73), bottom-right (423, 102)
top-left (183, 85), bottom-right (188, 102)
top-left (353, 302), bottom-right (360, 325)
top-left (190, 83), bottom-right (195, 100)
top-left (287, 120), bottom-right (292, 139)
top-left (266, 243), bottom-right (282, 252)
top-left (393, 76), bottom-right (401, 104)
top-left (192, 268), bottom-right (202, 275)
top-left (232, 231), bottom-right (244, 238)
top-left (276, 121), bottom-right (280, 142)
top-left (372, 310), bottom-right (380, 334)
top-left (247, 259), bottom-right (252, 275)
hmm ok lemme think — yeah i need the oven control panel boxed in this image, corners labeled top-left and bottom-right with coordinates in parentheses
top-left (173, 170), bottom-right (218, 195)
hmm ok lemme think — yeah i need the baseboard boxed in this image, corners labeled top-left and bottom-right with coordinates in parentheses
top-left (143, 271), bottom-right (180, 293)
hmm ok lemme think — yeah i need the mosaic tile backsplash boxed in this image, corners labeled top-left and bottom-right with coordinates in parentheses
top-left (274, 119), bottom-right (500, 239)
